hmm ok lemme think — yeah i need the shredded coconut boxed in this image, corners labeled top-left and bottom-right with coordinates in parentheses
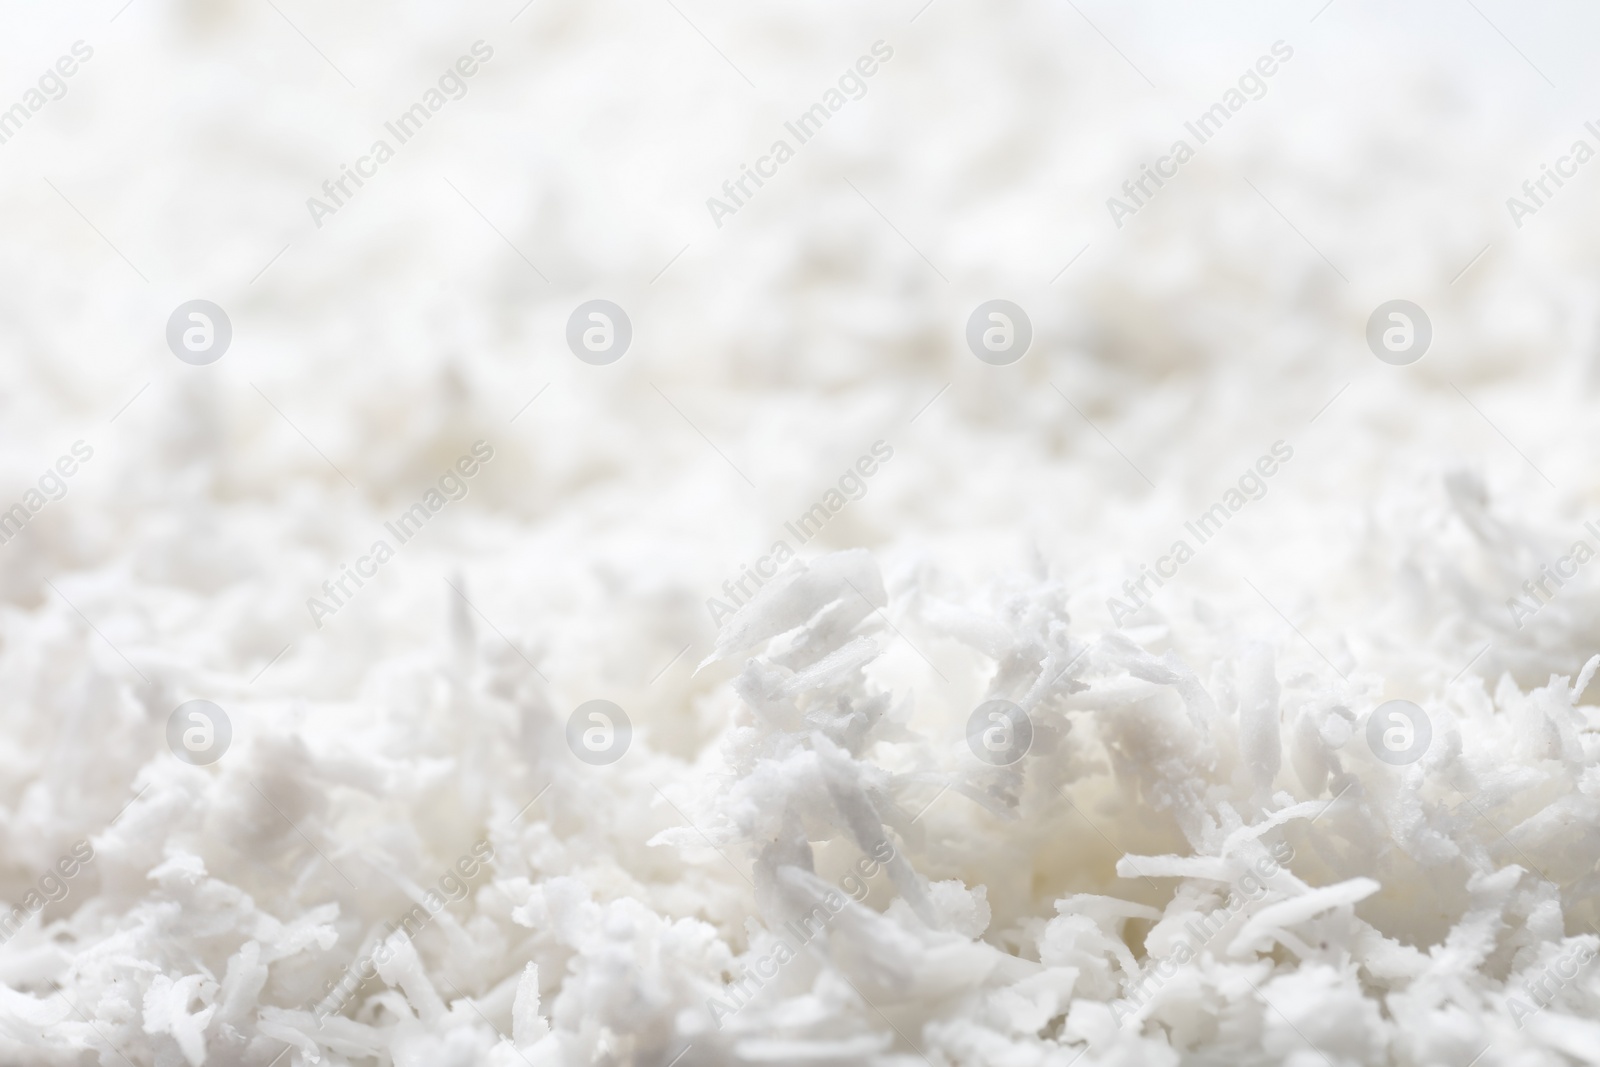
top-left (4, 1), bottom-right (1600, 1064)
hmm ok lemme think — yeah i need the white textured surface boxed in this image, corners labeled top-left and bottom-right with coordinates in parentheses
top-left (4, 1), bottom-right (1600, 1064)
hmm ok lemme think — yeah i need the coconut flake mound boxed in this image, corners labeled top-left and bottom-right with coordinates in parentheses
top-left (5, 2), bottom-right (1600, 1064)
top-left (19, 543), bottom-right (1600, 1066)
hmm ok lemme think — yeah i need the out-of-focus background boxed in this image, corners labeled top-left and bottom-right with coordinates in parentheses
top-left (3, 0), bottom-right (1599, 688)
top-left (6, 0), bottom-right (1600, 1064)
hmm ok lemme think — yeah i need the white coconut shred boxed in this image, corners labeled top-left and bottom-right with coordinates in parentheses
top-left (3, 0), bottom-right (1600, 1065)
